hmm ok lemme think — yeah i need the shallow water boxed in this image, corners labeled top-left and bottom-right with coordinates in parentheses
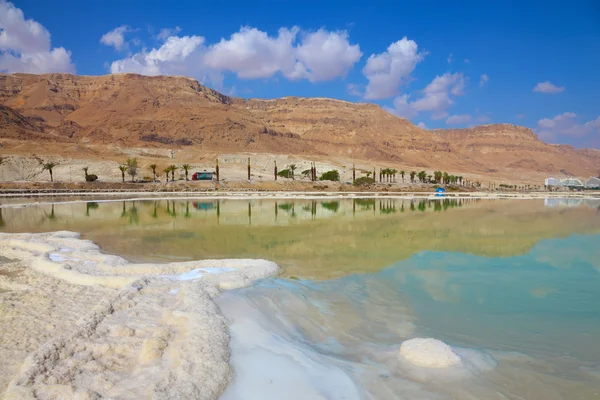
top-left (2, 197), bottom-right (600, 398)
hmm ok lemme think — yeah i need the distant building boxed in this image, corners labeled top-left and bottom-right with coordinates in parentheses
top-left (544, 177), bottom-right (583, 187)
top-left (585, 177), bottom-right (600, 189)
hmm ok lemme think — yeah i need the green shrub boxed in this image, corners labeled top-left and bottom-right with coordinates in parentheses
top-left (277, 169), bottom-right (294, 179)
top-left (85, 174), bottom-right (98, 182)
top-left (354, 176), bottom-right (375, 186)
top-left (319, 170), bottom-right (340, 181)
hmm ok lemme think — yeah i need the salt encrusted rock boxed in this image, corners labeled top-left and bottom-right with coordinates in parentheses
top-left (399, 338), bottom-right (461, 368)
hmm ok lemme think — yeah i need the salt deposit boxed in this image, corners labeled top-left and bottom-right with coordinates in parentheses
top-left (399, 338), bottom-right (462, 368)
top-left (0, 231), bottom-right (279, 399)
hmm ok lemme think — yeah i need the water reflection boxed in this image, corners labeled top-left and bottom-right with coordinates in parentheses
top-left (1, 198), bottom-right (599, 279)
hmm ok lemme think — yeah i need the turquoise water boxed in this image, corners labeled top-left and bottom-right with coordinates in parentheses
top-left (218, 233), bottom-right (600, 399)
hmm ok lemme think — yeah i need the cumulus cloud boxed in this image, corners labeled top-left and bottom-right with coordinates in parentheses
top-left (110, 35), bottom-right (206, 76)
top-left (100, 25), bottom-right (130, 51)
top-left (446, 114), bottom-right (471, 125)
top-left (533, 81), bottom-right (564, 94)
top-left (362, 37), bottom-right (425, 100)
top-left (417, 122), bottom-right (427, 129)
top-left (110, 26), bottom-right (361, 84)
top-left (295, 29), bottom-right (362, 82)
top-left (202, 27), bottom-right (296, 79)
top-left (0, 0), bottom-right (74, 73)
top-left (536, 112), bottom-right (600, 143)
top-left (157, 26), bottom-right (181, 41)
top-left (411, 72), bottom-right (466, 119)
top-left (479, 74), bottom-right (488, 87)
top-left (386, 72), bottom-right (466, 120)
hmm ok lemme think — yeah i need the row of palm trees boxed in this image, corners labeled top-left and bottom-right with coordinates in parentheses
top-left (117, 159), bottom-right (194, 183)
top-left (369, 167), bottom-right (465, 185)
top-left (37, 158), bottom-right (466, 186)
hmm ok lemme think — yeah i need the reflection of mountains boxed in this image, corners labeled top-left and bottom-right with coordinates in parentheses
top-left (1, 199), bottom-right (600, 279)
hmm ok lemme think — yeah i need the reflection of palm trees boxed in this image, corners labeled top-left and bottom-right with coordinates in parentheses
top-left (128, 204), bottom-right (139, 225)
top-left (165, 201), bottom-right (177, 218)
top-left (216, 200), bottom-right (221, 224)
top-left (85, 202), bottom-right (99, 217)
top-left (152, 201), bottom-right (158, 219)
top-left (248, 202), bottom-right (252, 226)
top-left (121, 202), bottom-right (127, 218)
top-left (321, 201), bottom-right (339, 213)
top-left (0, 207), bottom-right (4, 228)
top-left (185, 202), bottom-right (191, 218)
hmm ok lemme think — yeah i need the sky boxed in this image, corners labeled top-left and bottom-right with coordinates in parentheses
top-left (1, 0), bottom-right (600, 149)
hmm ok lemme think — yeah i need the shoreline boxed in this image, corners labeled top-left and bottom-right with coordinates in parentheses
top-left (0, 231), bottom-right (279, 399)
top-left (0, 190), bottom-right (598, 209)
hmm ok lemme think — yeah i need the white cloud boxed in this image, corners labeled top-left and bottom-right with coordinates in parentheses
top-left (446, 114), bottom-right (472, 125)
top-left (346, 83), bottom-right (362, 96)
top-left (295, 29), bottom-right (362, 82)
top-left (385, 94), bottom-right (417, 119)
top-left (412, 72), bottom-right (465, 119)
top-left (110, 26), bottom-right (362, 84)
top-left (0, 0), bottom-right (74, 73)
top-left (479, 74), bottom-right (488, 87)
top-left (533, 81), bottom-right (564, 94)
top-left (110, 35), bottom-right (206, 76)
top-left (157, 26), bottom-right (181, 41)
top-left (417, 122), bottom-right (427, 129)
top-left (100, 25), bottom-right (130, 51)
top-left (536, 112), bottom-right (600, 143)
top-left (386, 72), bottom-right (466, 120)
top-left (362, 37), bottom-right (425, 100)
top-left (447, 53), bottom-right (453, 64)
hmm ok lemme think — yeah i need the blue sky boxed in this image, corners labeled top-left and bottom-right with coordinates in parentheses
top-left (2, 0), bottom-right (600, 148)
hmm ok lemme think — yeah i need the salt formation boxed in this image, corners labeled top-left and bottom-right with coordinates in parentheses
top-left (399, 338), bottom-right (462, 368)
top-left (0, 231), bottom-right (279, 400)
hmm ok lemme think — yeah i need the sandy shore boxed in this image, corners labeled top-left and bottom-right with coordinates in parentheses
top-left (0, 232), bottom-right (278, 399)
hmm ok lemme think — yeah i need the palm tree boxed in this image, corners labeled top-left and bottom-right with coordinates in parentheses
top-left (458, 176), bottom-right (463, 185)
top-left (83, 166), bottom-right (89, 180)
top-left (126, 158), bottom-right (138, 182)
top-left (434, 171), bottom-right (443, 184)
top-left (390, 169), bottom-right (398, 183)
top-left (118, 165), bottom-right (127, 183)
top-left (409, 171), bottom-right (416, 183)
top-left (149, 164), bottom-right (158, 181)
top-left (418, 171), bottom-right (427, 183)
top-left (443, 172), bottom-right (449, 184)
top-left (42, 162), bottom-right (57, 182)
top-left (289, 164), bottom-right (297, 180)
top-left (181, 164), bottom-right (191, 181)
top-left (168, 165), bottom-right (177, 181)
top-left (427, 174), bottom-right (433, 183)
top-left (400, 170), bottom-right (405, 182)
top-left (163, 167), bottom-right (170, 183)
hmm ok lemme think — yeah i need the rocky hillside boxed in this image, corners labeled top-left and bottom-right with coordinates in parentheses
top-left (0, 73), bottom-right (598, 177)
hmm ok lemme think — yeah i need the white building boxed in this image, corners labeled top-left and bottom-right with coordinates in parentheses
top-left (584, 177), bottom-right (600, 189)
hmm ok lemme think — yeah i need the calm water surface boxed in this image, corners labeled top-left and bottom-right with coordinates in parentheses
top-left (1, 197), bottom-right (600, 399)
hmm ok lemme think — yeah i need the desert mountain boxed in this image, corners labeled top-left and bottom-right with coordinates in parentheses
top-left (0, 73), bottom-right (598, 178)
